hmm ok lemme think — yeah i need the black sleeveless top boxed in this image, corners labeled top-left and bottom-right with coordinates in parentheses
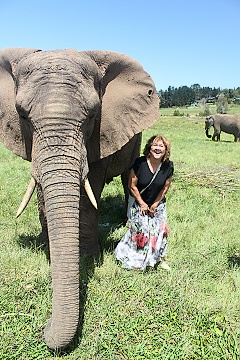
top-left (132, 156), bottom-right (174, 206)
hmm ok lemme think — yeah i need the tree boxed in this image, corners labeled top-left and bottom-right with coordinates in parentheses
top-left (158, 84), bottom-right (237, 108)
top-left (199, 98), bottom-right (211, 116)
top-left (191, 84), bottom-right (201, 99)
top-left (216, 93), bottom-right (228, 114)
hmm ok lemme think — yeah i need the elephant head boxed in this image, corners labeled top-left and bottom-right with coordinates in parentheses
top-left (0, 48), bottom-right (159, 350)
top-left (205, 115), bottom-right (214, 138)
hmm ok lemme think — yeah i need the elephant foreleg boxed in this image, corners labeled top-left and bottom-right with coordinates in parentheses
top-left (212, 123), bottom-right (222, 141)
top-left (212, 129), bottom-right (220, 141)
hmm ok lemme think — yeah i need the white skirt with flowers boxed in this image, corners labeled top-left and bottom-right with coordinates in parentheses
top-left (115, 201), bottom-right (168, 270)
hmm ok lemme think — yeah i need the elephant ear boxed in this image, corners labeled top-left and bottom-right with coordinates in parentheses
top-left (0, 48), bottom-right (40, 160)
top-left (83, 50), bottom-right (160, 159)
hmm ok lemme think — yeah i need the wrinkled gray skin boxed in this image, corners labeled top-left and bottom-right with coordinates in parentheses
top-left (205, 114), bottom-right (240, 142)
top-left (0, 48), bottom-right (159, 350)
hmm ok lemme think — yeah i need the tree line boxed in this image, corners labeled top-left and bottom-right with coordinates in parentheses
top-left (158, 84), bottom-right (240, 108)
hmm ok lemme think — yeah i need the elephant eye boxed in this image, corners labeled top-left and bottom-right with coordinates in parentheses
top-left (148, 89), bottom-right (153, 97)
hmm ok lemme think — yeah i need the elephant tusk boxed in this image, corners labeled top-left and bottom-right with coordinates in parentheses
top-left (84, 178), bottom-right (98, 210)
top-left (16, 177), bottom-right (36, 218)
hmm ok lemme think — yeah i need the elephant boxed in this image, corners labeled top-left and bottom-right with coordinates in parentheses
top-left (0, 48), bottom-right (159, 350)
top-left (205, 114), bottom-right (240, 142)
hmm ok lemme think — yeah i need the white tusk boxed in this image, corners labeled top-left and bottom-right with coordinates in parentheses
top-left (84, 178), bottom-right (98, 210)
top-left (16, 177), bottom-right (36, 218)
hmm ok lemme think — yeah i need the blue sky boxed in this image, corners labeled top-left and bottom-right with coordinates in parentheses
top-left (1, 0), bottom-right (239, 91)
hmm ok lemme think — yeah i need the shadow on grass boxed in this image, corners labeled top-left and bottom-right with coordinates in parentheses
top-left (205, 139), bottom-right (237, 143)
top-left (15, 193), bottom-right (126, 354)
top-left (228, 255), bottom-right (240, 268)
top-left (17, 233), bottom-right (50, 259)
top-left (98, 193), bottom-right (127, 252)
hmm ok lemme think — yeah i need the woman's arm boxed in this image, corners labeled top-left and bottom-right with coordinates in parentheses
top-left (148, 177), bottom-right (172, 217)
top-left (128, 168), bottom-right (149, 215)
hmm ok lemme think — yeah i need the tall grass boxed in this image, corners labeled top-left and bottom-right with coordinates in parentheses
top-left (0, 112), bottom-right (239, 359)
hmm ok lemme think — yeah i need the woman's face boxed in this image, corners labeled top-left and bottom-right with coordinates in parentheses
top-left (149, 140), bottom-right (166, 160)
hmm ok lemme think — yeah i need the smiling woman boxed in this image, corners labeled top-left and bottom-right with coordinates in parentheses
top-left (115, 134), bottom-right (174, 271)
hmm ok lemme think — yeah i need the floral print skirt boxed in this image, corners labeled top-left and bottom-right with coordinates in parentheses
top-left (115, 201), bottom-right (168, 270)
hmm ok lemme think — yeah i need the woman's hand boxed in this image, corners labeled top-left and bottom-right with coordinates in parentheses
top-left (148, 206), bottom-right (156, 217)
top-left (140, 203), bottom-right (149, 216)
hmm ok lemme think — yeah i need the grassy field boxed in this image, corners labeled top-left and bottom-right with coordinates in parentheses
top-left (0, 108), bottom-right (239, 359)
top-left (159, 104), bottom-right (240, 117)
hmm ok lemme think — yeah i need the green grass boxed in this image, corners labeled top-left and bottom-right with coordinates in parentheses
top-left (160, 104), bottom-right (240, 117)
top-left (0, 111), bottom-right (239, 359)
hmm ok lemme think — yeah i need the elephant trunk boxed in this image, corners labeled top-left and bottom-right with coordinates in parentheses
top-left (205, 125), bottom-right (212, 138)
top-left (43, 161), bottom-right (81, 350)
top-left (33, 134), bottom-right (88, 350)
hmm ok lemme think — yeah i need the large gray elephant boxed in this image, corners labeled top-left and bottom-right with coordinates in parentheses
top-left (205, 114), bottom-right (240, 142)
top-left (0, 48), bottom-right (159, 350)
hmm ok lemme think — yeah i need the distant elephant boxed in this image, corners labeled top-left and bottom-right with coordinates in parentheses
top-left (0, 48), bottom-right (159, 350)
top-left (205, 114), bottom-right (240, 142)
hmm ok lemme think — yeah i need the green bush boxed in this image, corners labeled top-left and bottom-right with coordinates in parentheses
top-left (199, 108), bottom-right (211, 117)
top-left (173, 109), bottom-right (184, 116)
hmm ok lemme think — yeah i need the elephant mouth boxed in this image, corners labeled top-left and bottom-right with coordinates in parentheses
top-left (16, 177), bottom-right (97, 218)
